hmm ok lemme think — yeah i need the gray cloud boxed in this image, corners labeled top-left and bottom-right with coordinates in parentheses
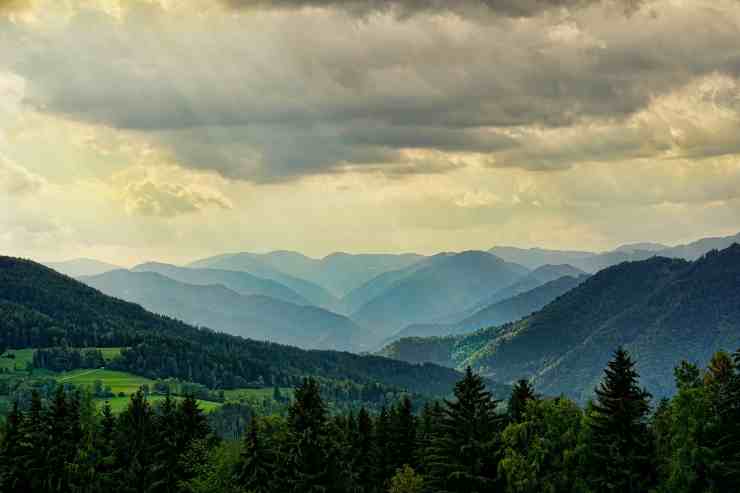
top-left (0, 157), bottom-right (44, 195)
top-left (122, 180), bottom-right (233, 217)
top-left (221, 0), bottom-right (649, 19)
top-left (2, 1), bottom-right (740, 183)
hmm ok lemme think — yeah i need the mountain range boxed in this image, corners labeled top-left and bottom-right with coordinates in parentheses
top-left (381, 243), bottom-right (740, 401)
top-left (35, 230), bottom-right (740, 382)
top-left (351, 251), bottom-right (529, 336)
top-left (0, 256), bottom-right (469, 396)
top-left (81, 269), bottom-right (372, 352)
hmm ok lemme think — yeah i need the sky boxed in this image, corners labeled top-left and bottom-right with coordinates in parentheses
top-left (1, 0), bottom-right (740, 265)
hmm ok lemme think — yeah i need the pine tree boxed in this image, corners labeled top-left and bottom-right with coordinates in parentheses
top-left (115, 389), bottom-right (155, 493)
top-left (715, 349), bottom-right (740, 489)
top-left (426, 367), bottom-right (503, 493)
top-left (354, 407), bottom-right (379, 493)
top-left (285, 378), bottom-right (343, 493)
top-left (389, 397), bottom-right (417, 470)
top-left (587, 347), bottom-right (655, 493)
top-left (0, 401), bottom-right (29, 491)
top-left (508, 379), bottom-right (536, 423)
top-left (236, 417), bottom-right (276, 493)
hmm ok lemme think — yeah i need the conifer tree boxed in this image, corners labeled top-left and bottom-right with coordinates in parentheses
top-left (236, 417), bottom-right (276, 493)
top-left (715, 349), bottom-right (740, 489)
top-left (354, 407), bottom-right (379, 493)
top-left (390, 397), bottom-right (417, 470)
top-left (285, 378), bottom-right (342, 492)
top-left (115, 389), bottom-right (155, 493)
top-left (0, 401), bottom-right (28, 491)
top-left (587, 348), bottom-right (654, 493)
top-left (426, 367), bottom-right (503, 493)
top-left (508, 379), bottom-right (536, 423)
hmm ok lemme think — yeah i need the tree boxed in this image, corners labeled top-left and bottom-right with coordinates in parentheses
top-left (388, 465), bottom-right (424, 493)
top-left (508, 379), bottom-right (536, 423)
top-left (235, 417), bottom-right (276, 493)
top-left (0, 401), bottom-right (28, 491)
top-left (426, 367), bottom-right (503, 492)
top-left (587, 348), bottom-right (655, 493)
top-left (715, 349), bottom-right (740, 489)
top-left (499, 397), bottom-right (584, 493)
top-left (285, 378), bottom-right (343, 493)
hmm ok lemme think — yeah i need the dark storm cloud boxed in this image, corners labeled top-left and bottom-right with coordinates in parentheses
top-left (2, 0), bottom-right (740, 183)
top-left (221, 0), bottom-right (648, 18)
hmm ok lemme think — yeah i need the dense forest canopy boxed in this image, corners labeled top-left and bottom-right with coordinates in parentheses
top-left (1, 348), bottom-right (739, 492)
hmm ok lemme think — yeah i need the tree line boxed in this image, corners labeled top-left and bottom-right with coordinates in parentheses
top-left (2, 347), bottom-right (740, 492)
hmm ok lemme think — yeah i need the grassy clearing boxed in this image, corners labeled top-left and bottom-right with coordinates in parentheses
top-left (223, 387), bottom-right (293, 402)
top-left (0, 349), bottom-right (34, 373)
top-left (57, 368), bottom-right (154, 394)
top-left (100, 395), bottom-right (223, 414)
top-left (55, 368), bottom-right (223, 414)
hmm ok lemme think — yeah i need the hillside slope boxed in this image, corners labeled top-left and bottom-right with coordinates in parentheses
top-left (133, 262), bottom-right (311, 306)
top-left (188, 253), bottom-right (340, 310)
top-left (382, 245), bottom-right (740, 400)
top-left (82, 270), bottom-right (372, 352)
top-left (0, 257), bottom-right (468, 396)
top-left (352, 251), bottom-right (528, 336)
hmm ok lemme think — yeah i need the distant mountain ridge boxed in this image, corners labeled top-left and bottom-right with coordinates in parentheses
top-left (81, 269), bottom-right (372, 352)
top-left (352, 251), bottom-right (529, 336)
top-left (44, 258), bottom-right (121, 278)
top-left (381, 244), bottom-right (740, 401)
top-left (190, 251), bottom-right (423, 298)
top-left (132, 262), bottom-right (311, 306)
top-left (0, 256), bottom-right (466, 396)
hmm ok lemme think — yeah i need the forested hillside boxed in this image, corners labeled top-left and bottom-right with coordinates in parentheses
top-left (2, 348), bottom-right (739, 492)
top-left (382, 245), bottom-right (740, 400)
top-left (81, 269), bottom-right (373, 351)
top-left (0, 257), bottom-right (470, 396)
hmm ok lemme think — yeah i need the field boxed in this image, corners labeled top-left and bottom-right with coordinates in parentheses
top-left (55, 368), bottom-right (223, 413)
top-left (223, 387), bottom-right (293, 402)
top-left (57, 368), bottom-right (154, 394)
top-left (101, 394), bottom-right (223, 413)
top-left (0, 348), bottom-right (35, 373)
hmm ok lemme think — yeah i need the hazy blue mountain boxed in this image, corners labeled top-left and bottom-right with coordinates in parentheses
top-left (660, 232), bottom-right (740, 260)
top-left (44, 258), bottom-right (121, 278)
top-left (0, 256), bottom-right (470, 396)
top-left (339, 254), bottom-right (450, 314)
top-left (487, 246), bottom-right (595, 270)
top-left (312, 252), bottom-right (425, 296)
top-left (380, 244), bottom-right (740, 401)
top-left (132, 262), bottom-right (311, 306)
top-left (379, 274), bottom-right (587, 347)
top-left (81, 269), bottom-right (372, 351)
top-left (614, 242), bottom-right (668, 253)
top-left (455, 274), bottom-right (589, 333)
top-left (187, 253), bottom-right (340, 310)
top-left (191, 250), bottom-right (424, 298)
top-left (352, 251), bottom-right (529, 336)
top-left (468, 264), bottom-right (586, 312)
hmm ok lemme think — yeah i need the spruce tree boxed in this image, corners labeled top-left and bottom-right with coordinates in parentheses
top-left (508, 379), bottom-right (536, 423)
top-left (285, 378), bottom-right (342, 492)
top-left (390, 397), bottom-right (417, 470)
top-left (715, 349), bottom-right (740, 489)
top-left (0, 401), bottom-right (28, 491)
top-left (426, 367), bottom-right (503, 493)
top-left (236, 417), bottom-right (276, 493)
top-left (588, 347), bottom-right (654, 493)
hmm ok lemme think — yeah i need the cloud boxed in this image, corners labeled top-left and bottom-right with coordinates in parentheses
top-left (221, 0), bottom-right (649, 19)
top-left (0, 0), bottom-right (30, 14)
top-left (0, 156), bottom-right (44, 195)
top-left (2, 0), bottom-right (740, 184)
top-left (121, 180), bottom-right (233, 217)
top-left (113, 164), bottom-right (233, 217)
